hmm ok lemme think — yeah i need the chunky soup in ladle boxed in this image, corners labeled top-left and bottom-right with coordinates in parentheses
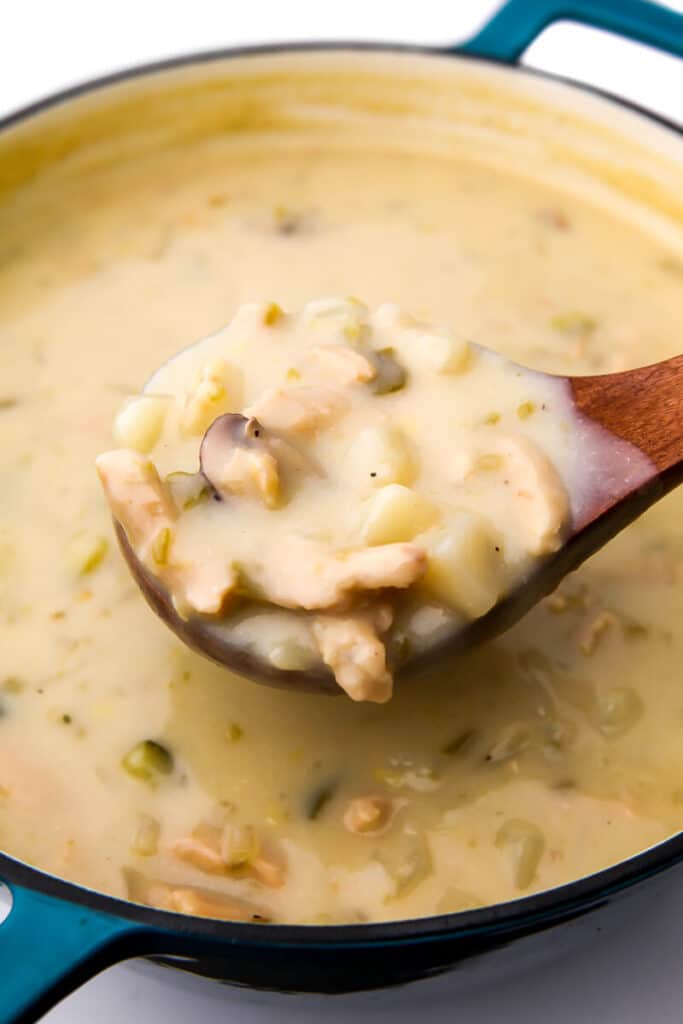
top-left (97, 298), bottom-right (659, 703)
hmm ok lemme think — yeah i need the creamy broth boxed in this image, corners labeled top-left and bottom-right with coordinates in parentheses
top-left (0, 58), bottom-right (682, 923)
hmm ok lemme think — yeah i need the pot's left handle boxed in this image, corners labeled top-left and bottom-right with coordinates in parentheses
top-left (0, 879), bottom-right (149, 1024)
top-left (459, 0), bottom-right (683, 63)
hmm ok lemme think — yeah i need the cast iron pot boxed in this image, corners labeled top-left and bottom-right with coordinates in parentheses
top-left (1, 1), bottom-right (682, 1021)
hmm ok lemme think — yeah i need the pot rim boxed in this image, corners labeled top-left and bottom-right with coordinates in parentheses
top-left (1, 38), bottom-right (682, 950)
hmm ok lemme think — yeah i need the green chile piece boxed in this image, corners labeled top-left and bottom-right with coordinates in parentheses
top-left (122, 740), bottom-right (174, 783)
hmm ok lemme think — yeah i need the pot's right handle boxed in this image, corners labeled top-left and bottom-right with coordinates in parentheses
top-left (459, 0), bottom-right (683, 63)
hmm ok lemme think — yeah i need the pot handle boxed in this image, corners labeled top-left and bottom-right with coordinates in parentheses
top-left (459, 0), bottom-right (683, 63)
top-left (0, 878), bottom-right (149, 1024)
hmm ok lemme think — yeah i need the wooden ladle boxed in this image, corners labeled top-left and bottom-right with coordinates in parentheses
top-left (114, 354), bottom-right (683, 695)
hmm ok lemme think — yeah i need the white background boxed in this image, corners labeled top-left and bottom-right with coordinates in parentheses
top-left (2, 1), bottom-right (683, 1021)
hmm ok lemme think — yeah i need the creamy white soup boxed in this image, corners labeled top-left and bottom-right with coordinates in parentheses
top-left (0, 57), bottom-right (682, 925)
top-left (97, 298), bottom-right (596, 702)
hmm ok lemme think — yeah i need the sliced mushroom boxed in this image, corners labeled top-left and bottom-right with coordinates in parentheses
top-left (199, 412), bottom-right (316, 507)
top-left (200, 414), bottom-right (281, 508)
top-left (367, 349), bottom-right (407, 395)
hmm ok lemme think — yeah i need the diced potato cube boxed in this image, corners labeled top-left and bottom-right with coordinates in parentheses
top-left (113, 395), bottom-right (171, 453)
top-left (495, 819), bottom-right (545, 889)
top-left (399, 329), bottom-right (471, 375)
top-left (344, 425), bottom-right (415, 492)
top-left (373, 305), bottom-right (469, 373)
top-left (422, 510), bottom-right (503, 618)
top-left (361, 485), bottom-right (438, 545)
top-left (372, 302), bottom-right (417, 337)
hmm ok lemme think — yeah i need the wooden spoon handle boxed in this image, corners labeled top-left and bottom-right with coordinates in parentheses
top-left (571, 353), bottom-right (683, 488)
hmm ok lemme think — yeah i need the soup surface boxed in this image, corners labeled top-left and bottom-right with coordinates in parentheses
top-left (0, 67), bottom-right (682, 924)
